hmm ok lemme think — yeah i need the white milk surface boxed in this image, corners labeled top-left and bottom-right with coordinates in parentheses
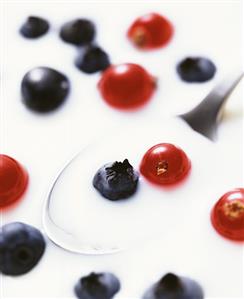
top-left (1, 1), bottom-right (243, 298)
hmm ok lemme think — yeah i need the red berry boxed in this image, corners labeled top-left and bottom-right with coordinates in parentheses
top-left (211, 188), bottom-right (244, 241)
top-left (0, 154), bottom-right (28, 210)
top-left (98, 63), bottom-right (156, 110)
top-left (140, 143), bottom-right (191, 186)
top-left (127, 13), bottom-right (174, 50)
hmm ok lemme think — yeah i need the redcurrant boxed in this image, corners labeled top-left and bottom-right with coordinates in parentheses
top-left (211, 188), bottom-right (244, 241)
top-left (0, 154), bottom-right (28, 210)
top-left (140, 143), bottom-right (191, 186)
top-left (98, 63), bottom-right (156, 110)
top-left (127, 13), bottom-right (174, 50)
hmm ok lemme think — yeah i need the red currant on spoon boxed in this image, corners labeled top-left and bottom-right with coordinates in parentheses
top-left (140, 143), bottom-right (191, 186)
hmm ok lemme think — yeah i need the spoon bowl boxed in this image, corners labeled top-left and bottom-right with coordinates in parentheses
top-left (43, 73), bottom-right (243, 254)
top-left (43, 117), bottom-right (216, 254)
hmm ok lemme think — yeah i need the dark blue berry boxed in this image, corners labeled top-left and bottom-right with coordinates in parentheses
top-left (0, 222), bottom-right (46, 276)
top-left (21, 67), bottom-right (70, 113)
top-left (93, 159), bottom-right (139, 201)
top-left (20, 16), bottom-right (49, 38)
top-left (75, 46), bottom-right (110, 74)
top-left (177, 57), bottom-right (216, 82)
top-left (60, 19), bottom-right (96, 46)
top-left (143, 273), bottom-right (204, 299)
top-left (74, 272), bottom-right (120, 299)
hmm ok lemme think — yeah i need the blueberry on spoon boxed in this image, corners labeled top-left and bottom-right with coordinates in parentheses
top-left (0, 222), bottom-right (46, 276)
top-left (177, 57), bottom-right (216, 83)
top-left (74, 272), bottom-right (120, 299)
top-left (93, 159), bottom-right (139, 201)
top-left (143, 273), bottom-right (204, 299)
top-left (60, 19), bottom-right (96, 45)
top-left (75, 45), bottom-right (110, 74)
top-left (20, 16), bottom-right (49, 38)
top-left (21, 67), bottom-right (70, 113)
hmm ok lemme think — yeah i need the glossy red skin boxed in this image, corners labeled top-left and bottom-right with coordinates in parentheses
top-left (140, 143), bottom-right (191, 186)
top-left (211, 188), bottom-right (244, 241)
top-left (0, 154), bottom-right (28, 210)
top-left (127, 13), bottom-right (174, 50)
top-left (98, 63), bottom-right (156, 110)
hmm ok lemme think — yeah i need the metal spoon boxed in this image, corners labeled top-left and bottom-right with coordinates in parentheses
top-left (180, 72), bottom-right (243, 141)
top-left (43, 73), bottom-right (243, 255)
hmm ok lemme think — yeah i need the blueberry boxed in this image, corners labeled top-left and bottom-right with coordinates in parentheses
top-left (20, 16), bottom-right (49, 38)
top-left (75, 45), bottom-right (110, 74)
top-left (93, 159), bottom-right (139, 201)
top-left (177, 57), bottom-right (216, 82)
top-left (60, 19), bottom-right (96, 46)
top-left (0, 222), bottom-right (46, 276)
top-left (21, 67), bottom-right (70, 113)
top-left (74, 272), bottom-right (120, 299)
top-left (143, 273), bottom-right (204, 299)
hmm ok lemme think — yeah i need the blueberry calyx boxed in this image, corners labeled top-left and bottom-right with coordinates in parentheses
top-left (155, 273), bottom-right (183, 296)
top-left (80, 272), bottom-right (108, 296)
top-left (106, 159), bottom-right (134, 181)
top-left (13, 246), bottom-right (35, 265)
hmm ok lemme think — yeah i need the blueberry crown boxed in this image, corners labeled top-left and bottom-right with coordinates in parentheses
top-left (111, 159), bottom-right (132, 173)
top-left (81, 272), bottom-right (101, 287)
top-left (156, 273), bottom-right (183, 293)
top-left (105, 159), bottom-right (134, 181)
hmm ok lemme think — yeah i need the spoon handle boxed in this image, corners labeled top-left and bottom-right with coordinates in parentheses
top-left (180, 72), bottom-right (243, 141)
